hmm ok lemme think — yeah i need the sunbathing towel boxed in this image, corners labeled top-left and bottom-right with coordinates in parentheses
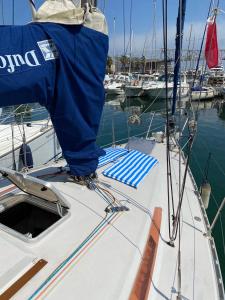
top-left (98, 147), bottom-right (128, 167)
top-left (103, 150), bottom-right (158, 188)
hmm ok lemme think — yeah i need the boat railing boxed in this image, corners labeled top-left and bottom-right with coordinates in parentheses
top-left (181, 149), bottom-right (225, 300)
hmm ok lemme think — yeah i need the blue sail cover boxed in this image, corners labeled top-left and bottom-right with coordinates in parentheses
top-left (172, 0), bottom-right (186, 115)
top-left (0, 24), bottom-right (108, 175)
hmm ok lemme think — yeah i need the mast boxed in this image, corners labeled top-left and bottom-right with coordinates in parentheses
top-left (151, 0), bottom-right (157, 74)
top-left (128, 31), bottom-right (133, 74)
top-left (113, 17), bottom-right (116, 74)
top-left (129, 0), bottom-right (133, 74)
top-left (171, 0), bottom-right (186, 115)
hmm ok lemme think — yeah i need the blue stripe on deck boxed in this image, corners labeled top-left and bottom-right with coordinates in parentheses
top-left (98, 147), bottom-right (128, 167)
top-left (103, 150), bottom-right (158, 188)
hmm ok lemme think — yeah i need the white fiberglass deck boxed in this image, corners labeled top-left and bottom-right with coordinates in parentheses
top-left (0, 139), bottom-right (223, 300)
top-left (0, 119), bottom-right (51, 158)
top-left (0, 119), bottom-right (61, 170)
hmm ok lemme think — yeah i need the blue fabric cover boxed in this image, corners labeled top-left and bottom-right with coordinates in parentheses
top-left (0, 24), bottom-right (108, 175)
top-left (103, 150), bottom-right (158, 188)
top-left (98, 147), bottom-right (128, 168)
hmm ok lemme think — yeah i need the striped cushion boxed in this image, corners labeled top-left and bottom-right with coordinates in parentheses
top-left (103, 150), bottom-right (158, 188)
top-left (98, 147), bottom-right (128, 168)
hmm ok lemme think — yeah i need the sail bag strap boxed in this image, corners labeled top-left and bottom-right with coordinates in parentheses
top-left (28, 0), bottom-right (37, 20)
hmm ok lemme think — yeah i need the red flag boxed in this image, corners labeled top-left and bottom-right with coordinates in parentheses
top-left (205, 18), bottom-right (219, 69)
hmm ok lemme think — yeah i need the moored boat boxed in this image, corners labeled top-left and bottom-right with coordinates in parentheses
top-left (105, 81), bottom-right (124, 96)
top-left (143, 74), bottom-right (189, 99)
top-left (125, 85), bottom-right (144, 97)
top-left (125, 74), bottom-right (153, 98)
top-left (191, 86), bottom-right (215, 101)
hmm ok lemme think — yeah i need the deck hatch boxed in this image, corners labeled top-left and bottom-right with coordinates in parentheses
top-left (0, 201), bottom-right (61, 238)
top-left (0, 167), bottom-right (69, 240)
top-left (0, 167), bottom-right (68, 208)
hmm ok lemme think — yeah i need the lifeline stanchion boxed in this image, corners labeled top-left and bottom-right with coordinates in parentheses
top-left (205, 197), bottom-right (225, 237)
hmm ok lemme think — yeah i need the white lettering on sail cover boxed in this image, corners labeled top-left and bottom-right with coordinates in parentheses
top-left (0, 39), bottom-right (58, 74)
top-left (0, 50), bottom-right (40, 73)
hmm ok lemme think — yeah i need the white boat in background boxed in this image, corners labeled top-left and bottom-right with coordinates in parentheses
top-left (125, 74), bottom-right (153, 98)
top-left (104, 80), bottom-right (124, 96)
top-left (207, 65), bottom-right (225, 96)
top-left (0, 118), bottom-right (61, 171)
top-left (191, 86), bottom-right (215, 101)
top-left (104, 74), bottom-right (130, 96)
top-left (143, 80), bottom-right (174, 98)
top-left (125, 84), bottom-right (144, 97)
top-left (143, 74), bottom-right (190, 99)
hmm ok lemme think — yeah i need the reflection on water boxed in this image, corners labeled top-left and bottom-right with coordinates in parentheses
top-left (0, 103), bottom-right (48, 124)
top-left (217, 101), bottom-right (225, 121)
top-left (105, 94), bottom-right (168, 114)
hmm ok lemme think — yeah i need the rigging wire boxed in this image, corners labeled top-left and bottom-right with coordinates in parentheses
top-left (184, 24), bottom-right (193, 72)
top-left (194, 6), bottom-right (220, 115)
top-left (162, 0), bottom-right (175, 241)
top-left (185, 0), bottom-right (214, 118)
top-left (170, 0), bottom-right (220, 243)
top-left (128, 0), bottom-right (133, 74)
top-left (171, 0), bottom-right (186, 115)
top-left (150, 0), bottom-right (157, 73)
top-left (123, 0), bottom-right (126, 56)
top-left (191, 0), bottom-right (213, 90)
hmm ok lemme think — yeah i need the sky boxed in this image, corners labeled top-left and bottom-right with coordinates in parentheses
top-left (1, 0), bottom-right (225, 57)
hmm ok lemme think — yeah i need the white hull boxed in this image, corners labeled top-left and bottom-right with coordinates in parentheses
top-left (144, 85), bottom-right (189, 99)
top-left (144, 87), bottom-right (173, 99)
top-left (105, 88), bottom-right (124, 96)
top-left (191, 90), bottom-right (215, 101)
top-left (105, 81), bottom-right (125, 96)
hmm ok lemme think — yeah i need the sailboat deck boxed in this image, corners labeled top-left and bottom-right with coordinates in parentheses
top-left (0, 120), bottom-right (52, 158)
top-left (0, 140), bottom-right (223, 300)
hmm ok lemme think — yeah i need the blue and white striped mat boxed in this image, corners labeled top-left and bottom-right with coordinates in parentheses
top-left (103, 150), bottom-right (158, 188)
top-left (98, 147), bottom-right (128, 168)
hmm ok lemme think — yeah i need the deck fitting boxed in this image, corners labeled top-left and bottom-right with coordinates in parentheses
top-left (166, 240), bottom-right (175, 247)
top-left (105, 206), bottom-right (129, 213)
